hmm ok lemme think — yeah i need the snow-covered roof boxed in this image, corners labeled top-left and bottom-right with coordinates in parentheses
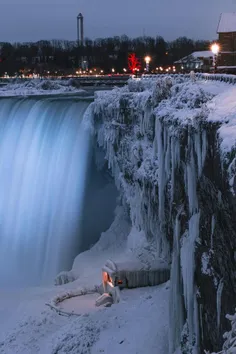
top-left (217, 13), bottom-right (236, 33)
top-left (191, 51), bottom-right (213, 58)
top-left (174, 51), bottom-right (212, 64)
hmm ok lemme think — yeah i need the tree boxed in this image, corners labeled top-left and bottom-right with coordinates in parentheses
top-left (128, 53), bottom-right (141, 73)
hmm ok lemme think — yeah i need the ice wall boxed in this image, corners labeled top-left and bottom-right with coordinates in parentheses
top-left (0, 96), bottom-right (92, 286)
top-left (91, 77), bottom-right (236, 353)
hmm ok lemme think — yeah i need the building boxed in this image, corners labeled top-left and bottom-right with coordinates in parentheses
top-left (174, 51), bottom-right (213, 72)
top-left (217, 13), bottom-right (236, 70)
top-left (77, 13), bottom-right (84, 46)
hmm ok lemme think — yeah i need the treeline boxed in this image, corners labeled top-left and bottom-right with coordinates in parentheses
top-left (0, 36), bottom-right (211, 75)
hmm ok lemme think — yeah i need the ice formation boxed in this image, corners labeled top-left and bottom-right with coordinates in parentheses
top-left (90, 75), bottom-right (236, 353)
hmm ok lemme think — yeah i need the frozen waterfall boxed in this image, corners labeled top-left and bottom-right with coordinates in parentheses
top-left (0, 96), bottom-right (92, 286)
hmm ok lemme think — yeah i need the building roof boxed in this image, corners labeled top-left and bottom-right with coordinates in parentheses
top-left (217, 13), bottom-right (236, 33)
top-left (174, 51), bottom-right (213, 64)
top-left (191, 51), bottom-right (213, 58)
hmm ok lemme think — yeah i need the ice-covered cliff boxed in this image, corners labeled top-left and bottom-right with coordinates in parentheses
top-left (89, 76), bottom-right (236, 353)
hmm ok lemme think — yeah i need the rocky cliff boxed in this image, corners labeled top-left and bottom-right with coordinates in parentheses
top-left (89, 75), bottom-right (236, 353)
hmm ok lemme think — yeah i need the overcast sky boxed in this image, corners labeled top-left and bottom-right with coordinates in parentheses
top-left (0, 0), bottom-right (236, 42)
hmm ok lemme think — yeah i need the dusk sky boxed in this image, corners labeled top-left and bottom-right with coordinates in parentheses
top-left (1, 0), bottom-right (236, 42)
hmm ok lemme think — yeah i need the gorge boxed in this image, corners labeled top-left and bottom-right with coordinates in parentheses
top-left (0, 76), bottom-right (236, 353)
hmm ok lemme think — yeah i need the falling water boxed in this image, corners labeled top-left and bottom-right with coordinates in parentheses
top-left (0, 96), bottom-right (92, 286)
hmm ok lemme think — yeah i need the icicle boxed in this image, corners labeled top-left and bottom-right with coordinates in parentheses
top-left (181, 212), bottom-right (200, 347)
top-left (186, 141), bottom-right (198, 215)
top-left (211, 215), bottom-right (215, 250)
top-left (201, 130), bottom-right (207, 175)
top-left (169, 211), bottom-right (185, 354)
top-left (170, 136), bottom-right (180, 208)
top-left (217, 278), bottom-right (224, 331)
top-left (157, 118), bottom-right (166, 225)
top-left (194, 132), bottom-right (202, 178)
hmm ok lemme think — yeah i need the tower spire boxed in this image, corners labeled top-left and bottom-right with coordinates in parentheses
top-left (77, 12), bottom-right (84, 46)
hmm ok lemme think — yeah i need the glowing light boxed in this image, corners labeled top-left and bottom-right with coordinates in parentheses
top-left (211, 43), bottom-right (220, 55)
top-left (123, 68), bottom-right (127, 72)
top-left (144, 56), bottom-right (151, 64)
top-left (112, 68), bottom-right (115, 73)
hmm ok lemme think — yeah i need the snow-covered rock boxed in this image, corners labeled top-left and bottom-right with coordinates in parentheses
top-left (0, 79), bottom-right (87, 96)
top-left (89, 75), bottom-right (236, 353)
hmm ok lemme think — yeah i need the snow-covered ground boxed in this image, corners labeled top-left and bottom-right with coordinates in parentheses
top-left (0, 79), bottom-right (87, 96)
top-left (0, 207), bottom-right (169, 354)
top-left (0, 283), bottom-right (169, 354)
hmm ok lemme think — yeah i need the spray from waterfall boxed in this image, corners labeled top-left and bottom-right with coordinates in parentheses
top-left (0, 96), bottom-right (92, 287)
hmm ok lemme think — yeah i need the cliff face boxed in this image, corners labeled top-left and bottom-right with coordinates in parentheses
top-left (90, 76), bottom-right (236, 353)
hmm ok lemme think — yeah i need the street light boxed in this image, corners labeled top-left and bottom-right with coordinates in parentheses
top-left (211, 43), bottom-right (220, 73)
top-left (144, 56), bottom-right (151, 73)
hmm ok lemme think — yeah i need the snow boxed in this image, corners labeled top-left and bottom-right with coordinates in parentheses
top-left (174, 51), bottom-right (213, 64)
top-left (217, 12), bottom-right (236, 33)
top-left (2, 74), bottom-right (236, 353)
top-left (54, 293), bottom-right (101, 316)
top-left (218, 65), bottom-right (236, 69)
top-left (91, 74), bottom-right (236, 353)
top-left (191, 51), bottom-right (213, 58)
top-left (92, 284), bottom-right (169, 354)
top-left (0, 206), bottom-right (169, 354)
top-left (206, 85), bottom-right (236, 155)
top-left (0, 79), bottom-right (87, 97)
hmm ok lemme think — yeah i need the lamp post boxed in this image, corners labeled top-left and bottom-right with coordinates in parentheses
top-left (144, 56), bottom-right (151, 73)
top-left (211, 43), bottom-right (220, 73)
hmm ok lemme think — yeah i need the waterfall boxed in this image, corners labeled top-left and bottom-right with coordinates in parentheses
top-left (0, 96), bottom-right (92, 287)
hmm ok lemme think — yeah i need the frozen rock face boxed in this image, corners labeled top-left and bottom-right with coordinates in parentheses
top-left (90, 77), bottom-right (236, 353)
